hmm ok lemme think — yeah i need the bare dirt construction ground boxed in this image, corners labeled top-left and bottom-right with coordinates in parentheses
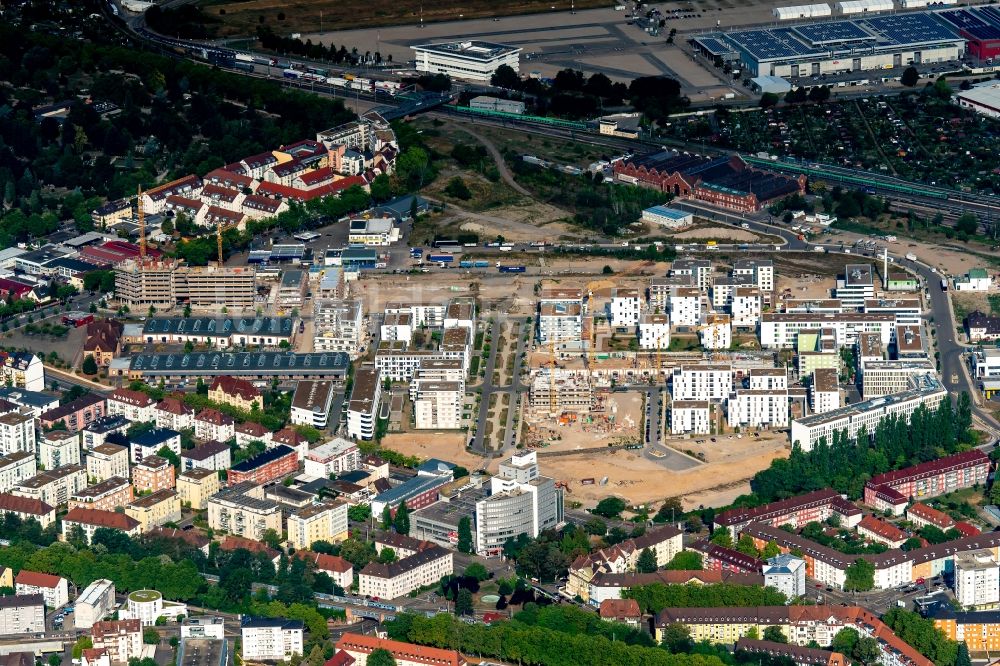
top-left (775, 273), bottom-right (835, 301)
top-left (548, 433), bottom-right (788, 509)
top-left (381, 432), bottom-right (494, 472)
top-left (526, 391), bottom-right (643, 451)
top-left (671, 225), bottom-right (763, 243)
top-left (821, 228), bottom-right (987, 278)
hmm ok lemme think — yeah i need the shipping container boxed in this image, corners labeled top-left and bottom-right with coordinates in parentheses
top-left (459, 261), bottom-right (474, 268)
top-left (427, 254), bottom-right (454, 263)
top-left (474, 261), bottom-right (491, 268)
top-left (498, 265), bottom-right (526, 273)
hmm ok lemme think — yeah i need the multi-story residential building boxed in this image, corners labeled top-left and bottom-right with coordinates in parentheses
top-left (761, 313), bottom-right (895, 349)
top-left (748, 368), bottom-right (787, 391)
top-left (538, 302), bottom-right (583, 345)
top-left (762, 554), bottom-right (806, 599)
top-left (39, 393), bottom-right (106, 433)
top-left (125, 489), bottom-right (182, 533)
top-left (314, 299), bottom-right (364, 355)
top-left (857, 515), bottom-right (908, 548)
top-left (87, 443), bottom-right (130, 482)
top-left (0, 387), bottom-right (58, 417)
top-left (347, 366), bottom-right (381, 440)
top-left (567, 526), bottom-right (684, 603)
top-left (711, 276), bottom-right (753, 310)
top-left (713, 488), bottom-right (862, 537)
top-left (954, 549), bottom-right (1000, 609)
top-left (864, 449), bottom-right (990, 514)
top-left (672, 365), bottom-right (733, 402)
top-left (15, 570), bottom-right (68, 609)
top-left (304, 438), bottom-right (359, 478)
top-left (208, 376), bottom-right (261, 412)
top-left (856, 331), bottom-right (884, 368)
top-left (653, 605), bottom-right (932, 666)
top-left (727, 390), bottom-right (789, 428)
top-left (13, 465), bottom-right (87, 507)
top-left (835, 264), bottom-right (876, 308)
top-left (181, 440), bottom-right (231, 472)
top-left (735, 640), bottom-right (847, 666)
top-left (358, 539), bottom-right (453, 599)
top-left (63, 508), bottom-right (141, 544)
top-left (474, 452), bottom-right (563, 557)
top-left (0, 492), bottom-right (55, 528)
top-left (811, 368), bottom-right (841, 415)
top-left (132, 455), bottom-right (174, 494)
top-left (732, 259), bottom-right (775, 293)
top-left (670, 288), bottom-right (705, 329)
top-left (194, 409), bottom-right (235, 443)
top-left (235, 422), bottom-right (272, 448)
top-left (0, 352), bottom-right (44, 392)
top-left (289, 381), bottom-right (336, 429)
top-left (286, 500), bottom-right (349, 550)
top-left (864, 298), bottom-right (921, 327)
top-left (0, 594), bottom-right (45, 635)
top-left (791, 374), bottom-right (946, 453)
top-left (609, 288), bottom-right (641, 328)
top-left (690, 540), bottom-right (766, 575)
top-left (70, 476), bottom-right (133, 512)
top-left (412, 381), bottom-right (463, 430)
top-left (82, 416), bottom-right (130, 452)
top-left (701, 313), bottom-right (732, 350)
top-left (227, 445), bottom-right (298, 487)
top-left (130, 428), bottom-right (181, 465)
top-left (176, 468), bottom-right (221, 510)
top-left (92, 619), bottom-right (143, 664)
top-left (105, 388), bottom-right (156, 423)
top-left (295, 552), bottom-right (353, 590)
top-left (0, 412), bottom-right (34, 456)
top-left (638, 314), bottom-right (670, 350)
top-left (649, 276), bottom-right (693, 312)
top-left (671, 259), bottom-right (713, 291)
top-left (934, 609), bottom-right (1000, 651)
top-left (859, 359), bottom-right (937, 399)
top-left (444, 298), bottom-right (476, 332)
top-left (335, 633), bottom-right (465, 666)
top-left (75, 579), bottom-right (115, 630)
top-left (440, 327), bottom-right (472, 374)
top-left (380, 311), bottom-right (413, 345)
top-left (0, 452), bottom-right (36, 493)
top-left (670, 400), bottom-right (711, 435)
top-left (586, 570), bottom-right (764, 607)
top-left (240, 617), bottom-right (304, 662)
top-left (384, 302), bottom-right (446, 328)
top-left (206, 482), bottom-right (283, 540)
top-left (38, 431), bottom-right (80, 470)
top-left (906, 503), bottom-right (955, 531)
top-left (731, 287), bottom-right (762, 327)
top-left (154, 398), bottom-right (195, 431)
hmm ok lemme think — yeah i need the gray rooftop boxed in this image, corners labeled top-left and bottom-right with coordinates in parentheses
top-left (142, 317), bottom-right (294, 338)
top-left (130, 351), bottom-right (349, 377)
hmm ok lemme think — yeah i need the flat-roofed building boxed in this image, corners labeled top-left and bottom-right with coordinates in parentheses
top-left (132, 455), bottom-right (174, 494)
top-left (0, 594), bottom-right (45, 635)
top-left (286, 500), bottom-right (349, 550)
top-left (671, 400), bottom-right (711, 435)
top-left (811, 368), bottom-right (841, 415)
top-left (207, 482), bottom-right (282, 541)
top-left (240, 617), bottom-right (304, 662)
top-left (672, 364), bottom-right (733, 402)
top-left (761, 313), bottom-right (895, 349)
top-left (87, 443), bottom-right (129, 482)
top-left (303, 438), bottom-right (359, 478)
top-left (413, 381), bottom-right (463, 430)
top-left (82, 416), bottom-right (130, 452)
top-left (75, 579), bottom-right (115, 630)
top-left (836, 264), bottom-right (875, 308)
top-left (38, 431), bottom-right (80, 470)
top-left (0, 412), bottom-right (34, 456)
top-left (314, 299), bottom-right (364, 355)
top-left (13, 464), bottom-right (87, 507)
top-left (412, 40), bottom-right (520, 82)
top-left (176, 468), bottom-right (220, 510)
top-left (860, 359), bottom-right (937, 399)
top-left (638, 313), bottom-right (670, 350)
top-left (227, 444), bottom-right (298, 487)
top-left (0, 452), bottom-right (37, 493)
top-left (70, 476), bottom-right (133, 512)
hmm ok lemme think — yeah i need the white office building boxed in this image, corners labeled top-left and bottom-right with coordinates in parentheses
top-left (860, 359), bottom-right (937, 399)
top-left (241, 617), bottom-right (304, 661)
top-left (835, 264), bottom-right (876, 308)
top-left (75, 579), bottom-right (116, 630)
top-left (412, 41), bottom-right (521, 82)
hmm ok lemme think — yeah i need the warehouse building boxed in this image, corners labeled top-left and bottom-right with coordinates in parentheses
top-left (128, 351), bottom-right (349, 385)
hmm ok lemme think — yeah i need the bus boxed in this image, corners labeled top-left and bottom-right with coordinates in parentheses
top-left (940, 279), bottom-right (948, 291)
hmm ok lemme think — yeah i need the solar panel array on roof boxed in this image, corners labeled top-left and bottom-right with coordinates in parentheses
top-left (269, 244), bottom-right (305, 260)
top-left (939, 6), bottom-right (1000, 40)
top-left (693, 37), bottom-right (736, 55)
top-left (727, 27), bottom-right (823, 59)
top-left (792, 20), bottom-right (872, 45)
top-left (863, 12), bottom-right (958, 44)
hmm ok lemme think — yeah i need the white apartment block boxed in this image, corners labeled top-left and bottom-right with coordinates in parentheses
top-left (303, 438), bottom-right (360, 477)
top-left (15, 570), bottom-right (69, 609)
top-left (638, 314), bottom-right (671, 350)
top-left (669, 288), bottom-right (702, 327)
top-left (727, 390), bottom-right (790, 428)
top-left (671, 259), bottom-right (713, 290)
top-left (790, 374), bottom-right (945, 451)
top-left (649, 276), bottom-right (693, 312)
top-left (538, 302), bottom-right (582, 345)
top-left (811, 368), bottom-right (841, 415)
top-left (358, 544), bottom-right (453, 599)
top-left (105, 389), bottom-right (156, 423)
top-left (0, 451), bottom-right (36, 493)
top-left (411, 359), bottom-right (465, 384)
top-left (610, 289), bottom-right (642, 328)
top-left (749, 368), bottom-right (788, 391)
top-left (413, 381), bottom-right (464, 430)
top-left (760, 313), bottom-right (895, 349)
top-left (0, 412), bottom-right (35, 456)
top-left (384, 302), bottom-right (446, 328)
top-left (38, 431), bottom-right (81, 470)
top-left (700, 315), bottom-right (732, 351)
top-left (374, 349), bottom-right (444, 382)
top-left (974, 348), bottom-right (1000, 379)
top-left (711, 277), bottom-right (752, 310)
top-left (314, 299), bottom-right (364, 356)
top-left (206, 483), bottom-right (283, 541)
top-left (13, 465), bottom-right (88, 507)
top-left (954, 550), bottom-right (1000, 609)
top-left (670, 401), bottom-right (711, 435)
top-left (864, 298), bottom-right (921, 327)
top-left (860, 360), bottom-right (937, 399)
top-left (444, 298), bottom-right (476, 333)
top-left (733, 259), bottom-right (775, 293)
top-left (379, 311), bottom-right (413, 345)
top-left (347, 366), bottom-right (382, 441)
top-left (241, 618), bottom-right (304, 662)
top-left (672, 365), bottom-right (733, 402)
top-left (731, 287), bottom-right (762, 327)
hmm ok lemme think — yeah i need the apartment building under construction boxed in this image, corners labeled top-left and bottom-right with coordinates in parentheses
top-left (528, 368), bottom-right (593, 417)
top-left (115, 259), bottom-right (256, 309)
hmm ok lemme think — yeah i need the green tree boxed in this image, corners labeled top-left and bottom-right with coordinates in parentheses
top-left (956, 213), bottom-right (979, 236)
top-left (444, 177), bottom-right (472, 200)
top-left (593, 497), bottom-right (626, 518)
top-left (378, 548), bottom-right (397, 564)
top-left (901, 66), bottom-right (919, 87)
top-left (956, 641), bottom-right (972, 666)
top-left (72, 637), bottom-right (93, 659)
top-left (82, 355), bottom-right (98, 375)
top-left (660, 622), bottom-right (693, 652)
top-left (710, 531), bottom-right (734, 549)
top-left (393, 501), bottom-right (410, 535)
top-left (760, 92), bottom-right (779, 108)
top-left (844, 558), bottom-right (875, 592)
top-left (665, 551), bottom-right (703, 570)
top-left (366, 649), bottom-right (397, 666)
top-left (854, 636), bottom-right (881, 664)
top-left (465, 562), bottom-right (490, 582)
top-left (156, 445), bottom-right (180, 468)
top-left (142, 628), bottom-right (160, 645)
top-left (457, 516), bottom-right (473, 554)
top-left (831, 628), bottom-right (860, 657)
top-left (348, 504), bottom-right (371, 522)
top-left (761, 541), bottom-right (781, 560)
top-left (735, 534), bottom-right (760, 558)
top-left (763, 626), bottom-right (787, 643)
top-left (454, 588), bottom-right (473, 616)
top-left (381, 505), bottom-right (393, 531)
top-left (637, 548), bottom-right (658, 574)
top-left (584, 517), bottom-right (607, 535)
